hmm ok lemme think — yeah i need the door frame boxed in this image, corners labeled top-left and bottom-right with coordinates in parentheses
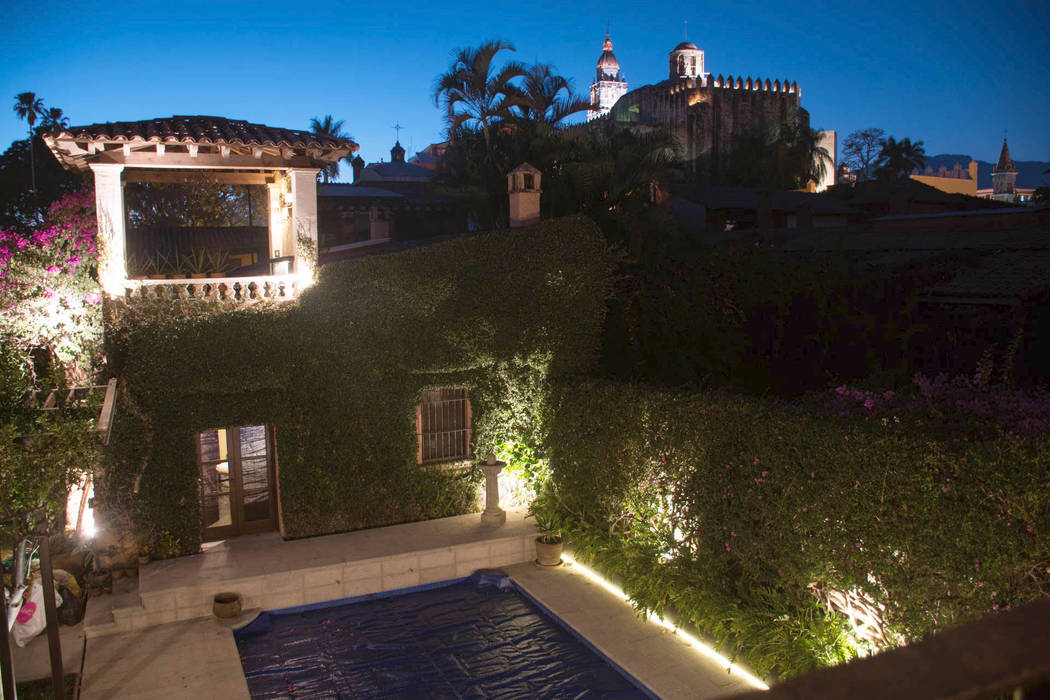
top-left (199, 425), bottom-right (278, 542)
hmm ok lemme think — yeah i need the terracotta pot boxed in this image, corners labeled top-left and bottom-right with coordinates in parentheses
top-left (535, 538), bottom-right (563, 567)
top-left (137, 555), bottom-right (150, 566)
top-left (213, 592), bottom-right (242, 619)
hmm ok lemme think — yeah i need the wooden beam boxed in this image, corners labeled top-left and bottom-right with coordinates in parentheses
top-left (123, 143), bottom-right (131, 156)
top-left (220, 145), bottom-right (231, 159)
top-left (124, 169), bottom-right (270, 185)
top-left (252, 146), bottom-right (263, 159)
top-left (91, 150), bottom-right (318, 169)
top-left (189, 144), bottom-right (199, 158)
top-left (156, 143), bottom-right (165, 156)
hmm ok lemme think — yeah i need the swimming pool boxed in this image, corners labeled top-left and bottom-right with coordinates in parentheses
top-left (235, 570), bottom-right (656, 698)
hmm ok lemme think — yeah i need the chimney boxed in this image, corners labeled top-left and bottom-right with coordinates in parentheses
top-left (507, 163), bottom-right (542, 228)
top-left (351, 155), bottom-right (365, 183)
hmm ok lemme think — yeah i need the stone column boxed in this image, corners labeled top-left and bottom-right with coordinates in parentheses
top-left (89, 164), bottom-right (126, 296)
top-left (267, 180), bottom-right (290, 263)
top-left (288, 168), bottom-right (320, 282)
top-left (480, 453), bottom-right (506, 527)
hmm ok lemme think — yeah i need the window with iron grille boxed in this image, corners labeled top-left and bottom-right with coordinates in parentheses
top-left (417, 388), bottom-right (472, 464)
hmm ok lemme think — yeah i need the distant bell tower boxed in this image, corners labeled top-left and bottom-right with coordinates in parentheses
top-left (991, 137), bottom-right (1019, 202)
top-left (588, 32), bottom-right (628, 121)
top-left (668, 41), bottom-right (707, 82)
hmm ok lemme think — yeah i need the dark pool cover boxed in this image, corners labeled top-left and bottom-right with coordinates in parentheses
top-left (235, 570), bottom-right (653, 699)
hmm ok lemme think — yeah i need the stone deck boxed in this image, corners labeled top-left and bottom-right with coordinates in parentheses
top-left (79, 560), bottom-right (759, 699)
top-left (84, 509), bottom-right (537, 637)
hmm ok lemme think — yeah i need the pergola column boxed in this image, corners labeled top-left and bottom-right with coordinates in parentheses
top-left (288, 168), bottom-right (320, 281)
top-left (89, 163), bottom-right (126, 296)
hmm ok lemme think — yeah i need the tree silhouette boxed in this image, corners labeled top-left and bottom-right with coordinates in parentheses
top-left (512, 63), bottom-right (590, 128)
top-left (433, 40), bottom-right (526, 156)
top-left (842, 128), bottom-right (886, 181)
top-left (40, 107), bottom-right (69, 130)
top-left (12, 92), bottom-right (44, 192)
top-left (876, 136), bottom-right (926, 181)
top-left (309, 115), bottom-right (353, 183)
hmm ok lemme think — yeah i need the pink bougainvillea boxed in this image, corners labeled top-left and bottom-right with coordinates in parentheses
top-left (0, 189), bottom-right (101, 381)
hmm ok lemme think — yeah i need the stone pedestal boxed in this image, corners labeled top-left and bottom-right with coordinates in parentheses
top-left (480, 453), bottom-right (506, 527)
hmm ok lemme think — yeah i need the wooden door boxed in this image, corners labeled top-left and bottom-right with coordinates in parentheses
top-left (199, 425), bottom-right (277, 541)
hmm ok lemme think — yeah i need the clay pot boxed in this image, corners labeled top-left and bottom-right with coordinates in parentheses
top-left (213, 592), bottom-right (242, 619)
top-left (535, 538), bottom-right (564, 567)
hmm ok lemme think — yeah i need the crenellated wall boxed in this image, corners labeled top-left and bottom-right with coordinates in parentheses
top-left (610, 75), bottom-right (808, 182)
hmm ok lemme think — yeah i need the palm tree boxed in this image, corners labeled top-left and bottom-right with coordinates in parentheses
top-left (876, 136), bottom-right (926, 180)
top-left (514, 63), bottom-right (590, 128)
top-left (40, 107), bottom-right (69, 130)
top-left (12, 92), bottom-right (45, 192)
top-left (309, 115), bottom-right (353, 183)
top-left (432, 40), bottom-right (527, 155)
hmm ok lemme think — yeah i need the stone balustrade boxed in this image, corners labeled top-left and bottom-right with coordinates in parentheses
top-left (122, 275), bottom-right (300, 303)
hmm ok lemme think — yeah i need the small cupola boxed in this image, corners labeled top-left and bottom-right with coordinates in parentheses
top-left (507, 162), bottom-right (542, 227)
top-left (390, 141), bottom-right (406, 163)
top-left (669, 40), bottom-right (706, 81)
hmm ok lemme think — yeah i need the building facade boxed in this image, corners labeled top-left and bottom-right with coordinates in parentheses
top-left (609, 41), bottom-right (812, 183)
top-left (588, 32), bottom-right (629, 121)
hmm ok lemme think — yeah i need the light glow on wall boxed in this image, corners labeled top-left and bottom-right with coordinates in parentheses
top-left (561, 552), bottom-right (770, 691)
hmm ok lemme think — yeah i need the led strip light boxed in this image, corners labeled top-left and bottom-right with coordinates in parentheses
top-left (560, 552), bottom-right (770, 691)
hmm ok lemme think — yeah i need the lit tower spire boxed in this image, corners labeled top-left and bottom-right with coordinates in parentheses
top-left (588, 30), bottom-right (629, 121)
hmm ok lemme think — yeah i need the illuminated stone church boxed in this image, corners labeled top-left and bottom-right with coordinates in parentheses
top-left (587, 33), bottom-right (629, 121)
top-left (592, 34), bottom-right (818, 183)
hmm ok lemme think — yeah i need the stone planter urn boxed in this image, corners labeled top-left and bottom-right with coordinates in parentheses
top-left (535, 538), bottom-right (563, 567)
top-left (213, 592), bottom-right (243, 619)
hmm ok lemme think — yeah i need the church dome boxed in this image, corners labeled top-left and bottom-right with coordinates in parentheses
top-left (673, 41), bottom-right (699, 51)
top-left (598, 50), bottom-right (620, 69)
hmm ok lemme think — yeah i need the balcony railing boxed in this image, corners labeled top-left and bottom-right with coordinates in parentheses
top-left (122, 275), bottom-right (301, 303)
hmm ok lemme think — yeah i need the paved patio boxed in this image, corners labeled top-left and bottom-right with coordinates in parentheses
top-left (70, 510), bottom-right (763, 698)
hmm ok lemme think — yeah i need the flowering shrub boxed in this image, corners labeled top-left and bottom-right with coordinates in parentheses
top-left (545, 380), bottom-right (1050, 681)
top-left (828, 370), bottom-right (1050, 437)
top-left (0, 189), bottom-right (101, 382)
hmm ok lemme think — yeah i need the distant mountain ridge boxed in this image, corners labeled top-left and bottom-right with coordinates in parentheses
top-left (922, 154), bottom-right (1050, 190)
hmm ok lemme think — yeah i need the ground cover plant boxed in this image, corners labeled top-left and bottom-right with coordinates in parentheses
top-left (543, 379), bottom-right (1050, 681)
top-left (101, 216), bottom-right (612, 554)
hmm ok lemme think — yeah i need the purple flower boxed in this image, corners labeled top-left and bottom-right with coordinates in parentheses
top-left (46, 265), bottom-right (59, 274)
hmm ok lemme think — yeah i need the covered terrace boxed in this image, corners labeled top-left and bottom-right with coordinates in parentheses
top-left (44, 115), bottom-right (357, 302)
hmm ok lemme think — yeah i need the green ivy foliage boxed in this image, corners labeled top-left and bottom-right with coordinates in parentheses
top-left (545, 379), bottom-right (1050, 681)
top-left (101, 216), bottom-right (613, 554)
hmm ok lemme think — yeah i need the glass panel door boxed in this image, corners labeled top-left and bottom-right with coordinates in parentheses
top-left (199, 425), bottom-right (276, 540)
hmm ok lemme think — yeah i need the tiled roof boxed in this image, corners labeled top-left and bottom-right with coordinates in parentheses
top-left (47, 115), bottom-right (355, 151)
top-left (44, 115), bottom-right (358, 171)
top-left (357, 161), bottom-right (434, 182)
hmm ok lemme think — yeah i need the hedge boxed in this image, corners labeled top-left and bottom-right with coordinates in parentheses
top-left (100, 216), bottom-right (613, 554)
top-left (544, 379), bottom-right (1050, 680)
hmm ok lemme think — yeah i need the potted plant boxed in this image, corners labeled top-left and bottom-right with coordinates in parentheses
top-left (527, 480), bottom-right (564, 567)
top-left (180, 249), bottom-right (209, 278)
top-left (150, 251), bottom-right (176, 279)
top-left (206, 249), bottom-right (229, 278)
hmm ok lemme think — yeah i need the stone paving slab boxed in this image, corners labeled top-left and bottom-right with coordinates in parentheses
top-left (507, 560), bottom-right (761, 699)
top-left (80, 616), bottom-right (249, 700)
top-left (86, 509), bottom-right (537, 637)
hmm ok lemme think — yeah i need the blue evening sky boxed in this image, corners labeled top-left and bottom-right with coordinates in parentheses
top-left (3, 0), bottom-right (1048, 180)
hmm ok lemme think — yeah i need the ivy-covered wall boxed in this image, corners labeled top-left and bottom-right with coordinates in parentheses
top-left (544, 379), bottom-right (1050, 680)
top-left (100, 216), bottom-right (613, 555)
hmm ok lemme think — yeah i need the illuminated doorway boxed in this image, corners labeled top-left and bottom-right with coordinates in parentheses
top-left (198, 425), bottom-right (277, 540)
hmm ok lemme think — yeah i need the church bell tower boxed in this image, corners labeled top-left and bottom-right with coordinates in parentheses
top-left (588, 32), bottom-right (628, 121)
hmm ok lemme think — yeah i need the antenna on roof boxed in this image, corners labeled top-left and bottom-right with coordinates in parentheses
top-left (684, 19), bottom-right (688, 41)
top-left (392, 122), bottom-right (403, 141)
